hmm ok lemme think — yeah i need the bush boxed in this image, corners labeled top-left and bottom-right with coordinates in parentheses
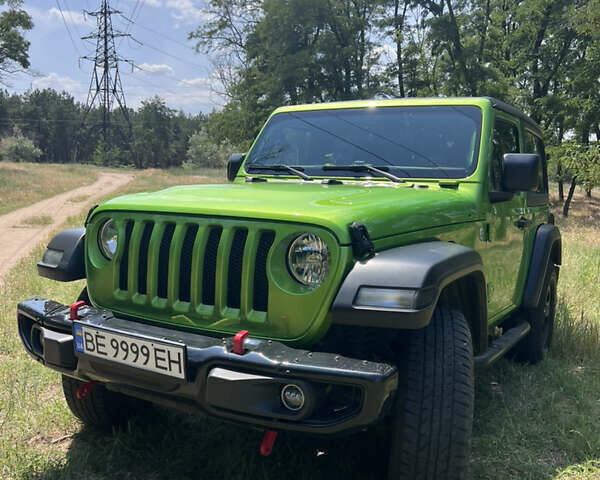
top-left (0, 128), bottom-right (42, 163)
top-left (185, 128), bottom-right (233, 169)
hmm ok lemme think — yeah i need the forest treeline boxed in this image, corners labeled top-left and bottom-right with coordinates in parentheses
top-left (0, 90), bottom-right (214, 169)
top-left (1, 0), bottom-right (600, 213)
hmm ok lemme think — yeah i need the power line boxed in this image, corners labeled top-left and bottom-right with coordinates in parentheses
top-left (55, 0), bottom-right (83, 56)
top-left (119, 14), bottom-right (196, 52)
top-left (117, 0), bottom-right (143, 49)
top-left (137, 41), bottom-right (206, 70)
top-left (116, 13), bottom-right (205, 70)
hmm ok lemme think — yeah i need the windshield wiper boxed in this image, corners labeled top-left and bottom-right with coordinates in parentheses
top-left (322, 164), bottom-right (404, 183)
top-left (246, 164), bottom-right (313, 181)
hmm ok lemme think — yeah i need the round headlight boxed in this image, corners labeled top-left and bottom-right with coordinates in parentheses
top-left (98, 219), bottom-right (118, 259)
top-left (287, 233), bottom-right (330, 289)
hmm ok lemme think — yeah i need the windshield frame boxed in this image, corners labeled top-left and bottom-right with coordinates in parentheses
top-left (243, 105), bottom-right (484, 181)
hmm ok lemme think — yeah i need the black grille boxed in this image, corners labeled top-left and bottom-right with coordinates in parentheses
top-left (227, 229), bottom-right (248, 309)
top-left (178, 224), bottom-right (199, 302)
top-left (138, 222), bottom-right (154, 295)
top-left (157, 223), bottom-right (175, 299)
top-left (202, 226), bottom-right (223, 305)
top-left (119, 221), bottom-right (133, 291)
top-left (253, 231), bottom-right (275, 312)
top-left (119, 220), bottom-right (277, 316)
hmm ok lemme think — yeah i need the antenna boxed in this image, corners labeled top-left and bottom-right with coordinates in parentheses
top-left (81, 0), bottom-right (133, 151)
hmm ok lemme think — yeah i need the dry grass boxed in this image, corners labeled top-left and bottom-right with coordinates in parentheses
top-left (18, 215), bottom-right (53, 227)
top-left (0, 163), bottom-right (103, 216)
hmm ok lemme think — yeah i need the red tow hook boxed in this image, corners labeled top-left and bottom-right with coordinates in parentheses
top-left (233, 330), bottom-right (249, 355)
top-left (76, 381), bottom-right (95, 400)
top-left (70, 300), bottom-right (86, 321)
top-left (260, 430), bottom-right (278, 457)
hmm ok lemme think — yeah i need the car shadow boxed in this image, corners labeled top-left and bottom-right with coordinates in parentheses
top-left (31, 406), bottom-right (389, 480)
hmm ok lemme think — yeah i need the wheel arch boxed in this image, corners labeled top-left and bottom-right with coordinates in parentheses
top-left (331, 241), bottom-right (488, 353)
top-left (437, 270), bottom-right (488, 355)
top-left (522, 224), bottom-right (561, 309)
top-left (37, 228), bottom-right (86, 282)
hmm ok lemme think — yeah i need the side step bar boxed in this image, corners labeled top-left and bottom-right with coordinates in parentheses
top-left (474, 322), bottom-right (531, 369)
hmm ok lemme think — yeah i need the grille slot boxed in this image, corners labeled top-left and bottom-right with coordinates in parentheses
top-left (226, 229), bottom-right (248, 309)
top-left (178, 224), bottom-right (199, 302)
top-left (119, 221), bottom-right (133, 291)
top-left (137, 222), bottom-right (154, 295)
top-left (253, 231), bottom-right (275, 312)
top-left (202, 226), bottom-right (223, 305)
top-left (157, 223), bottom-right (176, 299)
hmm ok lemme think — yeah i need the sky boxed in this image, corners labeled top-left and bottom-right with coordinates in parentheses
top-left (7, 0), bottom-right (222, 114)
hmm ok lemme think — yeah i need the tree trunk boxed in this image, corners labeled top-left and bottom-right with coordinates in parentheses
top-left (394, 0), bottom-right (409, 97)
top-left (563, 177), bottom-right (577, 217)
top-left (586, 188), bottom-right (592, 199)
top-left (557, 160), bottom-right (564, 201)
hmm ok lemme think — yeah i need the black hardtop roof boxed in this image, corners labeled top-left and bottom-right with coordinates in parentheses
top-left (484, 97), bottom-right (542, 136)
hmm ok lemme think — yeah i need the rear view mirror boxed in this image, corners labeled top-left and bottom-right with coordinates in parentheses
top-left (502, 153), bottom-right (539, 192)
top-left (227, 153), bottom-right (245, 182)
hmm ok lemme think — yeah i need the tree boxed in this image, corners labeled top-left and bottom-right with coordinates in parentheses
top-left (131, 96), bottom-right (176, 169)
top-left (0, 125), bottom-right (41, 162)
top-left (0, 0), bottom-right (33, 83)
top-left (554, 142), bottom-right (600, 217)
top-left (185, 127), bottom-right (232, 168)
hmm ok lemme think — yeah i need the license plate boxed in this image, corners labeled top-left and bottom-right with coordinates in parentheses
top-left (73, 323), bottom-right (186, 379)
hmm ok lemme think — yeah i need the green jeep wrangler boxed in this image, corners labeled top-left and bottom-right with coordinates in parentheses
top-left (18, 97), bottom-right (561, 479)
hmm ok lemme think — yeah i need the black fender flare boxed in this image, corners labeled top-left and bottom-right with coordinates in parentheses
top-left (331, 241), bottom-right (487, 332)
top-left (37, 228), bottom-right (86, 282)
top-left (522, 224), bottom-right (561, 308)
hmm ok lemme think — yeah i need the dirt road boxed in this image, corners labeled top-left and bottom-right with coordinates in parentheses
top-left (0, 172), bottom-right (134, 281)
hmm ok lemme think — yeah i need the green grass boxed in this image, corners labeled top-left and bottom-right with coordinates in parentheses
top-left (1, 176), bottom-right (599, 479)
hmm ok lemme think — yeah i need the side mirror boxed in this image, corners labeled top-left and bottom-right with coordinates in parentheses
top-left (502, 153), bottom-right (539, 192)
top-left (227, 153), bottom-right (245, 182)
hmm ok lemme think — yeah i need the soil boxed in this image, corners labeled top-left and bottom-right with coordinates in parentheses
top-left (0, 172), bottom-right (134, 281)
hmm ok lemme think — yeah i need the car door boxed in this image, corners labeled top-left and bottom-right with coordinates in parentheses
top-left (520, 127), bottom-right (550, 279)
top-left (481, 113), bottom-right (529, 321)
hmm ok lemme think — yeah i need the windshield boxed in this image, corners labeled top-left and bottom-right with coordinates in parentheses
top-left (244, 106), bottom-right (482, 179)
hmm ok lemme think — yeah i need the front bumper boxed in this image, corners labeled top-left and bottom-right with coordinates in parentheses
top-left (17, 297), bottom-right (398, 435)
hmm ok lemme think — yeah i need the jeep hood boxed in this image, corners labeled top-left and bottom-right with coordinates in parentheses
top-left (95, 181), bottom-right (481, 244)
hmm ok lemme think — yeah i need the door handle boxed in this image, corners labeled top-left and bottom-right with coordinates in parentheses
top-left (515, 217), bottom-right (532, 229)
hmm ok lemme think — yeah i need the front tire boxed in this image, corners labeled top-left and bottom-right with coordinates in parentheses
top-left (388, 307), bottom-right (474, 480)
top-left (62, 375), bottom-right (144, 429)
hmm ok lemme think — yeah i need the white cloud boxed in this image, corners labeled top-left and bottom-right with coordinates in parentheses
top-left (124, 0), bottom-right (162, 7)
top-left (137, 63), bottom-right (175, 76)
top-left (166, 0), bottom-right (208, 23)
top-left (32, 73), bottom-right (83, 93)
top-left (177, 77), bottom-right (211, 88)
top-left (48, 7), bottom-right (90, 27)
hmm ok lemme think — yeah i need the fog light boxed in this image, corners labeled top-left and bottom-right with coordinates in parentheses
top-left (281, 384), bottom-right (305, 411)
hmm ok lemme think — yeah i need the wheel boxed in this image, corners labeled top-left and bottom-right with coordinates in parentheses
top-left (64, 288), bottom-right (149, 429)
top-left (517, 266), bottom-right (558, 364)
top-left (387, 307), bottom-right (474, 480)
top-left (62, 375), bottom-right (144, 429)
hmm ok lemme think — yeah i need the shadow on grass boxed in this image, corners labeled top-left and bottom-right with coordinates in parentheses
top-left (30, 407), bottom-right (388, 480)
top-left (24, 301), bottom-right (600, 480)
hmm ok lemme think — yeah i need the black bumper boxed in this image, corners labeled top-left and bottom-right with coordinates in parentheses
top-left (17, 298), bottom-right (398, 435)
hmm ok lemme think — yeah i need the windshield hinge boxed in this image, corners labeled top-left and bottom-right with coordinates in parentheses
top-left (348, 222), bottom-right (374, 260)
